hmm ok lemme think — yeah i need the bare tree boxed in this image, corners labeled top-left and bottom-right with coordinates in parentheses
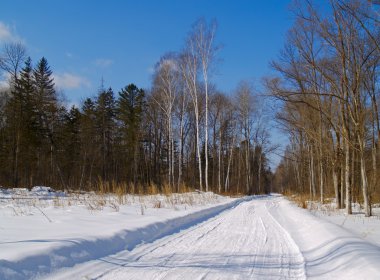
top-left (0, 42), bottom-right (27, 85)
top-left (270, 0), bottom-right (379, 216)
top-left (188, 18), bottom-right (218, 192)
top-left (235, 81), bottom-right (255, 193)
top-left (179, 35), bottom-right (204, 190)
top-left (152, 53), bottom-right (179, 189)
top-left (175, 80), bottom-right (190, 191)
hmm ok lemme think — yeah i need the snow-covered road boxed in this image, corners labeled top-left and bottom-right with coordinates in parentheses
top-left (47, 196), bottom-right (307, 280)
top-left (3, 194), bottom-right (379, 279)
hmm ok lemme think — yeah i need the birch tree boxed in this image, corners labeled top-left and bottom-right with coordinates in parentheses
top-left (185, 18), bottom-right (218, 192)
top-left (152, 53), bottom-right (179, 189)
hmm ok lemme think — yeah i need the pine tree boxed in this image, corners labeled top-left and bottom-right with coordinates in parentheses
top-left (33, 57), bottom-right (57, 137)
top-left (79, 98), bottom-right (98, 187)
top-left (117, 84), bottom-right (145, 185)
top-left (32, 57), bottom-right (59, 185)
top-left (5, 57), bottom-right (36, 187)
top-left (57, 106), bottom-right (82, 187)
top-left (96, 87), bottom-right (116, 181)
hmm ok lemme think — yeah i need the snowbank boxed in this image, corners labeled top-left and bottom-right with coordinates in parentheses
top-left (269, 196), bottom-right (380, 279)
top-left (0, 189), bottom-right (242, 279)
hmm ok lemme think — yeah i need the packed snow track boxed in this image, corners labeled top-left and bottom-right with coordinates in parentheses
top-left (45, 196), bottom-right (306, 280)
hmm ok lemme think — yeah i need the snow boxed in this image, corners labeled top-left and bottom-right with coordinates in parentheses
top-left (1, 189), bottom-right (380, 279)
top-left (269, 196), bottom-right (380, 279)
top-left (307, 201), bottom-right (380, 248)
top-left (0, 188), bottom-right (236, 279)
top-left (45, 195), bottom-right (306, 280)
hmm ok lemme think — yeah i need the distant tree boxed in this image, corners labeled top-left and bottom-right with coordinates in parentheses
top-left (235, 81), bottom-right (256, 193)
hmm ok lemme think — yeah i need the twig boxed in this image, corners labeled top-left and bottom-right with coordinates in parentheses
top-left (33, 205), bottom-right (52, 223)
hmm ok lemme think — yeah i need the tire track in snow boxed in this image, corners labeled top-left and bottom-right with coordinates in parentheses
top-left (264, 198), bottom-right (306, 278)
top-left (44, 197), bottom-right (307, 280)
top-left (54, 202), bottom-right (231, 280)
top-left (107, 198), bottom-right (305, 279)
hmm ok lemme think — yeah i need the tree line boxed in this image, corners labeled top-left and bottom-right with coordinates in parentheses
top-left (0, 19), bottom-right (273, 194)
top-left (270, 0), bottom-right (380, 216)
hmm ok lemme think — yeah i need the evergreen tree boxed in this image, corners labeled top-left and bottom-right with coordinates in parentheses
top-left (96, 87), bottom-right (116, 181)
top-left (32, 57), bottom-right (59, 186)
top-left (79, 98), bottom-right (98, 187)
top-left (33, 57), bottom-right (57, 137)
top-left (117, 84), bottom-right (145, 184)
top-left (4, 57), bottom-right (36, 187)
top-left (57, 106), bottom-right (82, 187)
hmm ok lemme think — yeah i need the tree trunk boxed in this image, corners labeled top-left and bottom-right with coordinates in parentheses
top-left (359, 138), bottom-right (371, 217)
top-left (195, 110), bottom-right (203, 191)
top-left (171, 128), bottom-right (175, 191)
top-left (246, 140), bottom-right (250, 193)
top-left (340, 158), bottom-right (345, 209)
top-left (345, 138), bottom-right (352, 214)
top-left (13, 130), bottom-right (20, 188)
top-left (178, 114), bottom-right (184, 192)
top-left (333, 167), bottom-right (340, 209)
top-left (167, 122), bottom-right (171, 188)
top-left (319, 145), bottom-right (324, 203)
top-left (310, 145), bottom-right (316, 199)
top-left (205, 81), bottom-right (209, 192)
top-left (258, 153), bottom-right (262, 194)
top-left (218, 128), bottom-right (222, 193)
top-left (225, 135), bottom-right (235, 193)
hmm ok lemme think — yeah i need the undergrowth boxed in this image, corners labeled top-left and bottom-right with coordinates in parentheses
top-left (283, 190), bottom-right (310, 209)
top-left (1, 181), bottom-right (225, 217)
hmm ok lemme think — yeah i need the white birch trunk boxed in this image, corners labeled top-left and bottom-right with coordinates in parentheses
top-left (359, 137), bottom-right (371, 217)
top-left (345, 138), bottom-right (352, 215)
top-left (218, 128), bottom-right (222, 193)
top-left (204, 76), bottom-right (209, 192)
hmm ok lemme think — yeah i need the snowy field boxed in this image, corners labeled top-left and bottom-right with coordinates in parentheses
top-left (0, 188), bottom-right (380, 279)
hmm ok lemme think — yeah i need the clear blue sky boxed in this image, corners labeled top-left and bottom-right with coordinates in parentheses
top-left (1, 0), bottom-right (294, 103)
top-left (1, 0), bottom-right (295, 167)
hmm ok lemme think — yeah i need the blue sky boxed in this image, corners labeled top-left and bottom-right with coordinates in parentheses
top-left (1, 0), bottom-right (294, 103)
top-left (1, 0), bottom-right (295, 167)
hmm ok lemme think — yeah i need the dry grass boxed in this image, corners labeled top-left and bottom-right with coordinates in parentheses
top-left (371, 191), bottom-right (380, 205)
top-left (88, 179), bottom-right (203, 198)
top-left (1, 180), bottom-right (230, 218)
top-left (283, 190), bottom-right (310, 209)
top-left (86, 194), bottom-right (107, 211)
top-left (146, 183), bottom-right (159, 195)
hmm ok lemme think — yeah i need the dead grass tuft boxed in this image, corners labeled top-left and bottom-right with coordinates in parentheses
top-left (283, 190), bottom-right (310, 209)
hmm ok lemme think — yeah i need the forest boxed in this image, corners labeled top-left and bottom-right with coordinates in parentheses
top-left (270, 0), bottom-right (380, 216)
top-left (0, 19), bottom-right (272, 195)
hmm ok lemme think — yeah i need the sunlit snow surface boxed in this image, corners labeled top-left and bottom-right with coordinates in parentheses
top-left (1, 189), bottom-right (380, 279)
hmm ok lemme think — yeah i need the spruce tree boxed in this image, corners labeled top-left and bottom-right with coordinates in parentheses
top-left (57, 106), bottom-right (82, 187)
top-left (96, 87), bottom-right (116, 181)
top-left (32, 57), bottom-right (59, 185)
top-left (79, 98), bottom-right (98, 187)
top-left (33, 57), bottom-right (57, 136)
top-left (117, 84), bottom-right (145, 185)
top-left (5, 57), bottom-right (36, 187)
